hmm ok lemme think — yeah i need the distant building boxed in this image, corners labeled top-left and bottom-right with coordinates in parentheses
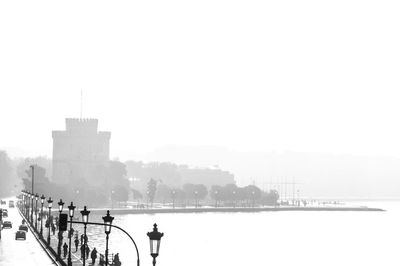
top-left (52, 118), bottom-right (111, 185)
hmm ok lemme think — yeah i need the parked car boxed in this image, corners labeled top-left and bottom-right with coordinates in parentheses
top-left (9, 200), bottom-right (15, 208)
top-left (0, 200), bottom-right (6, 205)
top-left (2, 209), bottom-right (8, 218)
top-left (19, 224), bottom-right (28, 232)
top-left (15, 230), bottom-right (26, 240)
top-left (2, 221), bottom-right (12, 229)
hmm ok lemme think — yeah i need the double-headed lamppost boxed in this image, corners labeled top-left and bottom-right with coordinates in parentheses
top-left (57, 199), bottom-right (64, 260)
top-left (47, 197), bottom-right (53, 244)
top-left (147, 224), bottom-right (164, 266)
top-left (81, 206), bottom-right (90, 266)
top-left (102, 210), bottom-right (114, 266)
top-left (40, 194), bottom-right (46, 236)
top-left (67, 202), bottom-right (76, 266)
top-left (35, 193), bottom-right (39, 230)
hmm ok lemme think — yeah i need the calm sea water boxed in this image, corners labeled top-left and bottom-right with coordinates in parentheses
top-left (80, 201), bottom-right (400, 266)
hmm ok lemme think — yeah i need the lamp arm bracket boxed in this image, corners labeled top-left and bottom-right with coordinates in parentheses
top-left (69, 220), bottom-right (140, 266)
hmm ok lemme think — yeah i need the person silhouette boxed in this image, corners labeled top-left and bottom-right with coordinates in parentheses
top-left (63, 243), bottom-right (68, 258)
top-left (74, 236), bottom-right (79, 252)
top-left (91, 247), bottom-right (98, 265)
top-left (114, 253), bottom-right (121, 266)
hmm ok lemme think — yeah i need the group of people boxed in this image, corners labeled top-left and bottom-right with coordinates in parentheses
top-left (61, 232), bottom-right (99, 265)
top-left (60, 231), bottom-right (121, 265)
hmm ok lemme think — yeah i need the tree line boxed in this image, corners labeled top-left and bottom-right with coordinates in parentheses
top-left (134, 179), bottom-right (280, 207)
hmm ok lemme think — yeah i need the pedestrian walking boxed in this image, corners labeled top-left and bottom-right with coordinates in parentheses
top-left (74, 236), bottom-right (79, 252)
top-left (63, 243), bottom-right (68, 258)
top-left (81, 234), bottom-right (84, 245)
top-left (91, 248), bottom-right (98, 265)
top-left (80, 243), bottom-right (85, 259)
top-left (86, 245), bottom-right (90, 259)
top-left (52, 223), bottom-right (56, 235)
top-left (114, 253), bottom-right (121, 266)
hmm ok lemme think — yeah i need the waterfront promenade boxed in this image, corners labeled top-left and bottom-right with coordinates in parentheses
top-left (87, 205), bottom-right (385, 215)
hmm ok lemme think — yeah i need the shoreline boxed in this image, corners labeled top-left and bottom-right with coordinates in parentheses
top-left (87, 206), bottom-right (385, 215)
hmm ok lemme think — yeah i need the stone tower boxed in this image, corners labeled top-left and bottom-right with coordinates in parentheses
top-left (52, 118), bottom-right (111, 185)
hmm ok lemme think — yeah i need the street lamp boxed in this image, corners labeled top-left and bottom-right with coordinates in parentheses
top-left (80, 206), bottom-right (90, 266)
top-left (25, 191), bottom-right (30, 218)
top-left (21, 191), bottom-right (24, 214)
top-left (30, 165), bottom-right (35, 222)
top-left (30, 192), bottom-right (34, 223)
top-left (194, 191), bottom-right (198, 208)
top-left (40, 194), bottom-right (45, 236)
top-left (58, 199), bottom-right (64, 213)
top-left (147, 224), bottom-right (164, 266)
top-left (67, 202), bottom-right (76, 266)
top-left (232, 190), bottom-right (236, 208)
top-left (214, 190), bottom-right (219, 208)
top-left (57, 199), bottom-right (65, 260)
top-left (102, 210), bottom-right (114, 266)
top-left (47, 197), bottom-right (53, 244)
top-left (35, 193), bottom-right (39, 230)
top-left (171, 190), bottom-right (176, 209)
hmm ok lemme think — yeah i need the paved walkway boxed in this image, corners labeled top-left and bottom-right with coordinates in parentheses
top-left (0, 200), bottom-right (56, 266)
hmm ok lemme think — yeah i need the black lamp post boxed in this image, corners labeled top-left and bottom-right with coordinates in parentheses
top-left (26, 191), bottom-right (30, 218)
top-left (29, 192), bottom-right (32, 219)
top-left (147, 224), bottom-right (164, 266)
top-left (35, 193), bottom-right (39, 230)
top-left (40, 194), bottom-right (45, 236)
top-left (30, 192), bottom-right (34, 223)
top-left (23, 191), bottom-right (26, 215)
top-left (67, 202), bottom-right (76, 266)
top-left (21, 191), bottom-right (24, 213)
top-left (26, 191), bottom-right (30, 221)
top-left (26, 191), bottom-right (29, 217)
top-left (57, 199), bottom-right (64, 260)
top-left (22, 191), bottom-right (26, 217)
top-left (30, 165), bottom-right (35, 221)
top-left (80, 206), bottom-right (90, 266)
top-left (47, 197), bottom-right (53, 244)
top-left (102, 210), bottom-right (114, 266)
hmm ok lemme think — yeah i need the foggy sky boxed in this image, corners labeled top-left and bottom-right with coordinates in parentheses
top-left (1, 0), bottom-right (400, 161)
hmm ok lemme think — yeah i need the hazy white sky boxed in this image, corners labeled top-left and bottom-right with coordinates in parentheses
top-left (1, 0), bottom-right (399, 160)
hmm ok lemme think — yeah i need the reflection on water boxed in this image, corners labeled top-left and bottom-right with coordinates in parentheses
top-left (77, 202), bottom-right (400, 266)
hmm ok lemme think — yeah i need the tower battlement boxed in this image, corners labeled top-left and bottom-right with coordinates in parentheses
top-left (52, 118), bottom-right (111, 184)
top-left (65, 118), bottom-right (98, 134)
